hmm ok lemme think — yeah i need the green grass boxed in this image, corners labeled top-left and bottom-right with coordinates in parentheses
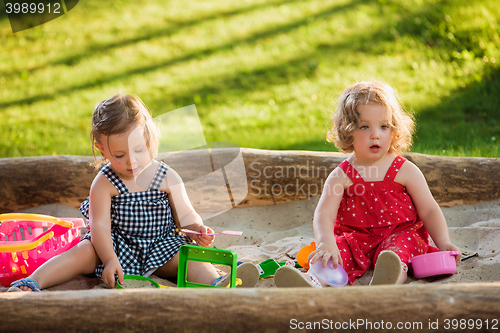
top-left (0, 0), bottom-right (498, 157)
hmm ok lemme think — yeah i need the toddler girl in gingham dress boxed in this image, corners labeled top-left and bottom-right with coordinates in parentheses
top-left (274, 81), bottom-right (461, 287)
top-left (10, 93), bottom-right (259, 291)
top-left (79, 161), bottom-right (188, 278)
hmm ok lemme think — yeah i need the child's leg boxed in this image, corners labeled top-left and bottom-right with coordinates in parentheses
top-left (154, 252), bottom-right (219, 285)
top-left (370, 224), bottom-right (427, 285)
top-left (397, 270), bottom-right (407, 284)
top-left (17, 239), bottom-right (100, 291)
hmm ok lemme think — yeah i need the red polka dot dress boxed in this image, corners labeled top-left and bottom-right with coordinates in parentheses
top-left (334, 156), bottom-right (438, 284)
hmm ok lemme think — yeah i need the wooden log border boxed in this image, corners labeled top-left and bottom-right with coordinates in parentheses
top-left (1, 283), bottom-right (500, 333)
top-left (0, 149), bottom-right (499, 213)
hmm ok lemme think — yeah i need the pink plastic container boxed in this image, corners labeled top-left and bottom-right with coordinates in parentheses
top-left (0, 213), bottom-right (84, 286)
top-left (408, 251), bottom-right (460, 279)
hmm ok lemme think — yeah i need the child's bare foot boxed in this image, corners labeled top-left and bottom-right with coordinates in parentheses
top-left (17, 285), bottom-right (35, 291)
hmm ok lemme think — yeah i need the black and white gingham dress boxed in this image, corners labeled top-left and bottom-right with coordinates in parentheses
top-left (80, 161), bottom-right (192, 278)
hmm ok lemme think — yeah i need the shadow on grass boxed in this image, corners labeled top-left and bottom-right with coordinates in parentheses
top-left (150, 56), bottom-right (320, 115)
top-left (278, 66), bottom-right (500, 155)
top-left (276, 0), bottom-right (499, 155)
top-left (2, 0), bottom-right (497, 160)
top-left (0, 0), bottom-right (305, 77)
top-left (413, 65), bottom-right (500, 153)
top-left (0, 0), bottom-right (367, 110)
top-left (315, 0), bottom-right (497, 57)
top-left (389, 0), bottom-right (492, 59)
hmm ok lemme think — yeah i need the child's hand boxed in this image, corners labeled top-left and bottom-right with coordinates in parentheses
top-left (308, 242), bottom-right (343, 269)
top-left (102, 257), bottom-right (124, 288)
top-left (438, 242), bottom-right (462, 265)
top-left (196, 225), bottom-right (215, 247)
top-left (186, 224), bottom-right (215, 247)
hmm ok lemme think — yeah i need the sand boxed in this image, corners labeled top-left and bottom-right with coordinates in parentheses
top-left (120, 279), bottom-right (156, 289)
top-left (1, 197), bottom-right (499, 291)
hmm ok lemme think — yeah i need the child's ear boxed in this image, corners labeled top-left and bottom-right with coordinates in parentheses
top-left (94, 142), bottom-right (105, 155)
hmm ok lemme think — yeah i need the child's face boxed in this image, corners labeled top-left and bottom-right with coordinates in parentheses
top-left (95, 125), bottom-right (152, 179)
top-left (352, 104), bottom-right (392, 161)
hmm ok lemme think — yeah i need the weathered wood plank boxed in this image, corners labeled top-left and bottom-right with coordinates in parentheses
top-left (239, 150), bottom-right (500, 207)
top-left (0, 155), bottom-right (96, 214)
top-left (0, 149), bottom-right (498, 213)
top-left (1, 283), bottom-right (499, 333)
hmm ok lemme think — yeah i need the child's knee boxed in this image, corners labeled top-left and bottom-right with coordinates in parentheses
top-left (75, 240), bottom-right (100, 269)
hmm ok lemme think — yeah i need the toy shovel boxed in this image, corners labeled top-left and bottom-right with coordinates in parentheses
top-left (180, 229), bottom-right (243, 236)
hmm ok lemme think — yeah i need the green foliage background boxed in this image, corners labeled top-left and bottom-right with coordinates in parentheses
top-left (0, 0), bottom-right (499, 157)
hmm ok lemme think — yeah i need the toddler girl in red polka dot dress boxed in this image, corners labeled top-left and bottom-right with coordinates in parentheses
top-left (274, 81), bottom-right (461, 287)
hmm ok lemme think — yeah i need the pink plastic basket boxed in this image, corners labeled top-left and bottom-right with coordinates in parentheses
top-left (0, 213), bottom-right (84, 287)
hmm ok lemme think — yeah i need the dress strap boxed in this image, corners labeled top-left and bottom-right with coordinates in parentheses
top-left (338, 160), bottom-right (364, 184)
top-left (149, 161), bottom-right (168, 190)
top-left (101, 165), bottom-right (130, 194)
top-left (384, 156), bottom-right (407, 181)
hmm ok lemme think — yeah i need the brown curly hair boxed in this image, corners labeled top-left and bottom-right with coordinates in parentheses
top-left (327, 81), bottom-right (415, 154)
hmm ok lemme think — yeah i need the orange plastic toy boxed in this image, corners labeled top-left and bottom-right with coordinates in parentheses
top-left (296, 242), bottom-right (316, 269)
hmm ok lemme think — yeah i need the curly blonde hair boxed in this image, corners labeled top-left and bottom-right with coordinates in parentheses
top-left (327, 81), bottom-right (415, 154)
top-left (90, 93), bottom-right (159, 169)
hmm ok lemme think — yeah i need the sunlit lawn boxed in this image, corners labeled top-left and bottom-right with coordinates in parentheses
top-left (0, 0), bottom-right (498, 157)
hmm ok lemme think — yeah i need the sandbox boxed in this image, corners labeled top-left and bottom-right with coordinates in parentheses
top-left (1, 149), bottom-right (499, 332)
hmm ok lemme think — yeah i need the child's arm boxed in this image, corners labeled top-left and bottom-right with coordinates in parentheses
top-left (88, 174), bottom-right (124, 288)
top-left (398, 161), bottom-right (461, 264)
top-left (164, 168), bottom-right (215, 247)
top-left (309, 167), bottom-right (349, 269)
